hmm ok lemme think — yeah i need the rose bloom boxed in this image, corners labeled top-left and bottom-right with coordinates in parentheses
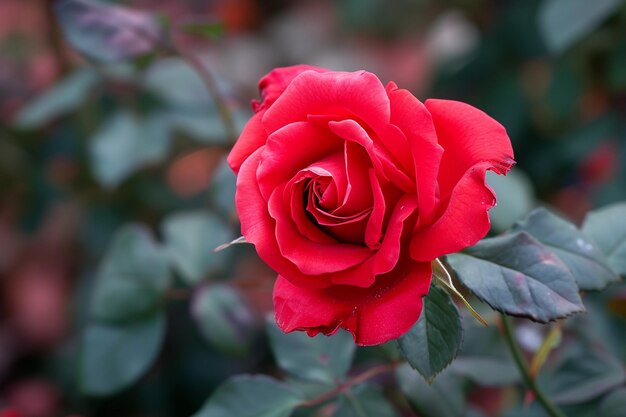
top-left (228, 65), bottom-right (514, 345)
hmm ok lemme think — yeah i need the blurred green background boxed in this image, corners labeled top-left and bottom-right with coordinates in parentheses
top-left (1, 0), bottom-right (626, 416)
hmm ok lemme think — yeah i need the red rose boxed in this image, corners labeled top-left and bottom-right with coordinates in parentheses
top-left (228, 65), bottom-right (514, 345)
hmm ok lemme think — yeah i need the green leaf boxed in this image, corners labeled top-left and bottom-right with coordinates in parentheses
top-left (538, 0), bottom-right (623, 54)
top-left (512, 208), bottom-right (618, 290)
top-left (90, 111), bottom-right (171, 188)
top-left (161, 211), bottom-right (233, 285)
top-left (486, 168), bottom-right (535, 232)
top-left (91, 224), bottom-right (170, 323)
top-left (163, 110), bottom-right (232, 145)
top-left (80, 311), bottom-right (166, 396)
top-left (180, 21), bottom-right (225, 39)
top-left (267, 321), bottom-right (355, 385)
top-left (192, 284), bottom-right (255, 355)
top-left (397, 285), bottom-right (462, 382)
top-left (55, 0), bottom-right (164, 63)
top-left (539, 343), bottom-right (626, 404)
top-left (334, 384), bottom-right (399, 417)
top-left (191, 375), bottom-right (304, 417)
top-left (396, 365), bottom-right (465, 417)
top-left (447, 232), bottom-right (585, 322)
top-left (143, 58), bottom-right (213, 108)
top-left (14, 69), bottom-right (98, 129)
top-left (582, 202), bottom-right (626, 276)
top-left (599, 388), bottom-right (626, 417)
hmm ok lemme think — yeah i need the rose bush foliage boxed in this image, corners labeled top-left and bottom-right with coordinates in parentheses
top-left (229, 65), bottom-right (514, 345)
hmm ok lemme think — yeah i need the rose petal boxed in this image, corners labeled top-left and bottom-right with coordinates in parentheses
top-left (328, 194), bottom-right (417, 287)
top-left (365, 169), bottom-right (385, 249)
top-left (425, 99), bottom-right (514, 195)
top-left (252, 65), bottom-right (328, 112)
top-left (288, 178), bottom-right (337, 244)
top-left (332, 141), bottom-right (373, 216)
top-left (273, 257), bottom-right (432, 346)
top-left (257, 121), bottom-right (342, 201)
top-left (262, 70), bottom-right (391, 135)
top-left (387, 84), bottom-right (443, 223)
top-left (236, 148), bottom-right (333, 289)
top-left (227, 111), bottom-right (267, 174)
top-left (374, 123), bottom-right (415, 176)
top-left (410, 99), bottom-right (514, 261)
top-left (328, 119), bottom-right (415, 193)
top-left (309, 204), bottom-right (370, 245)
top-left (269, 186), bottom-right (373, 275)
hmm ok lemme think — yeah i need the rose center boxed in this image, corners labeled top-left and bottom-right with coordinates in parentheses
top-left (302, 176), bottom-right (371, 245)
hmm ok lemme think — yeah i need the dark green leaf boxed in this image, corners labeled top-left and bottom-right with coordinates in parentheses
top-left (539, 343), bottom-right (626, 404)
top-left (397, 285), bottom-right (462, 382)
top-left (181, 21), bottom-right (225, 39)
top-left (191, 375), bottom-right (304, 417)
top-left (267, 321), bottom-right (355, 385)
top-left (512, 208), bottom-right (618, 290)
top-left (538, 0), bottom-right (623, 53)
top-left (80, 311), bottom-right (166, 396)
top-left (582, 202), bottom-right (626, 276)
top-left (90, 111), bottom-right (171, 188)
top-left (161, 211), bottom-right (233, 284)
top-left (163, 110), bottom-right (231, 145)
top-left (143, 58), bottom-right (213, 107)
top-left (55, 0), bottom-right (164, 63)
top-left (447, 232), bottom-right (584, 322)
top-left (396, 365), bottom-right (465, 417)
top-left (91, 224), bottom-right (170, 323)
top-left (14, 69), bottom-right (98, 129)
top-left (599, 388), bottom-right (626, 417)
top-left (334, 384), bottom-right (399, 417)
top-left (486, 169), bottom-right (535, 232)
top-left (143, 58), bottom-right (245, 144)
top-left (192, 284), bottom-right (255, 355)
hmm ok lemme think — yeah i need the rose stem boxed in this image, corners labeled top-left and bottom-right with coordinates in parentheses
top-left (500, 314), bottom-right (566, 417)
top-left (122, 20), bottom-right (239, 146)
top-left (173, 41), bottom-right (238, 144)
top-left (297, 361), bottom-right (401, 408)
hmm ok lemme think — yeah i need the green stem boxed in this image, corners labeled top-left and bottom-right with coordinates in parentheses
top-left (500, 314), bottom-right (566, 417)
top-left (124, 24), bottom-right (239, 145)
top-left (297, 362), bottom-right (400, 408)
top-left (173, 42), bottom-right (238, 144)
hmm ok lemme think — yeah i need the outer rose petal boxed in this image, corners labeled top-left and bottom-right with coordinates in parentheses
top-left (252, 65), bottom-right (328, 112)
top-left (386, 84), bottom-right (443, 223)
top-left (411, 163), bottom-right (499, 261)
top-left (262, 70), bottom-right (391, 136)
top-left (273, 259), bottom-right (432, 346)
top-left (236, 148), bottom-right (334, 289)
top-left (257, 121), bottom-right (342, 201)
top-left (227, 111), bottom-right (266, 174)
top-left (230, 65), bottom-right (329, 172)
top-left (425, 99), bottom-right (514, 194)
top-left (410, 99), bottom-right (514, 261)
